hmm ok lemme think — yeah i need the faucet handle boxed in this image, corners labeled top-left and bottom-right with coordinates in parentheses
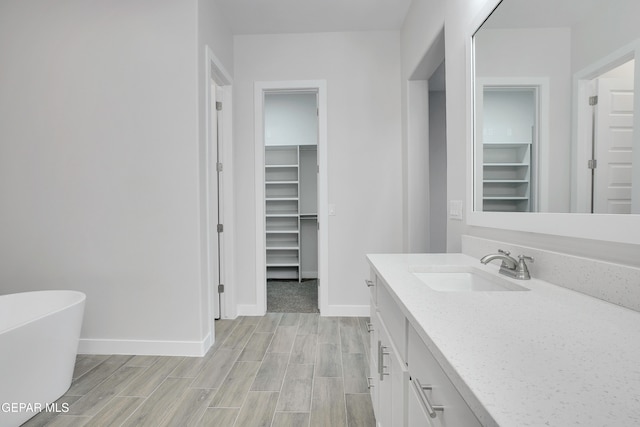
top-left (518, 255), bottom-right (534, 263)
top-left (498, 249), bottom-right (511, 256)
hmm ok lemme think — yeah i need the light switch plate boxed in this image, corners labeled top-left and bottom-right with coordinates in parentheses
top-left (328, 204), bottom-right (336, 216)
top-left (449, 200), bottom-right (463, 220)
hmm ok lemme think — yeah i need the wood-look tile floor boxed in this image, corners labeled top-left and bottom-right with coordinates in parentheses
top-left (23, 314), bottom-right (375, 427)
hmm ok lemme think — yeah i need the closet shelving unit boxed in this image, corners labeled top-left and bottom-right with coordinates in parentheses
top-left (265, 145), bottom-right (301, 281)
top-left (482, 141), bottom-right (532, 212)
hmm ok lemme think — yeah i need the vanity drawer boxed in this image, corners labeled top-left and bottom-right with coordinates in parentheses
top-left (407, 324), bottom-right (481, 427)
top-left (377, 282), bottom-right (406, 363)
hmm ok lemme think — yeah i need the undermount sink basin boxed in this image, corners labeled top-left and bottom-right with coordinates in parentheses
top-left (409, 265), bottom-right (529, 292)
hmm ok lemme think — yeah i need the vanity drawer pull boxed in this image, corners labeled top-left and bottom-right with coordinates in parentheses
top-left (365, 279), bottom-right (374, 288)
top-left (412, 377), bottom-right (444, 419)
top-left (379, 344), bottom-right (390, 380)
top-left (366, 323), bottom-right (374, 333)
top-left (367, 377), bottom-right (375, 389)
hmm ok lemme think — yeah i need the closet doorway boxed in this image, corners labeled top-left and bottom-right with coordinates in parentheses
top-left (255, 81), bottom-right (328, 314)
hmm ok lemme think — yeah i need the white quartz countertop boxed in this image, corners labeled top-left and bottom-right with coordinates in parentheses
top-left (367, 253), bottom-right (640, 427)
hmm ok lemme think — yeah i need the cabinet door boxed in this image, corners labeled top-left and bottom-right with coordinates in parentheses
top-left (378, 315), bottom-right (408, 427)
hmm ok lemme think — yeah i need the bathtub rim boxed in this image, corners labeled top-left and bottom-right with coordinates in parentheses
top-left (0, 290), bottom-right (86, 335)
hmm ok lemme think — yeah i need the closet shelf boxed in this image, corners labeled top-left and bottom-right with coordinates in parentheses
top-left (483, 141), bottom-right (531, 146)
top-left (266, 181), bottom-right (299, 185)
top-left (483, 180), bottom-right (528, 183)
top-left (483, 163), bottom-right (529, 167)
top-left (265, 164), bottom-right (298, 169)
top-left (483, 196), bottom-right (529, 200)
top-left (266, 197), bottom-right (299, 201)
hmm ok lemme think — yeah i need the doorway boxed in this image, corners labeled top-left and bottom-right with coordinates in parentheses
top-left (205, 46), bottom-right (234, 345)
top-left (406, 28), bottom-right (447, 253)
top-left (427, 61), bottom-right (447, 252)
top-left (264, 93), bottom-right (318, 312)
top-left (254, 81), bottom-right (328, 315)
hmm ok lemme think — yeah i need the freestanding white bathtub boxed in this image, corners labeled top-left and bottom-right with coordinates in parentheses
top-left (0, 290), bottom-right (85, 427)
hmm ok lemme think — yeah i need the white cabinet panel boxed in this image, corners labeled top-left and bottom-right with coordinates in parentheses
top-left (377, 283), bottom-right (407, 363)
top-left (376, 309), bottom-right (408, 427)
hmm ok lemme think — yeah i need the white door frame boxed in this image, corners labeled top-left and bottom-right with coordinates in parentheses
top-left (254, 80), bottom-right (328, 315)
top-left (205, 46), bottom-right (234, 347)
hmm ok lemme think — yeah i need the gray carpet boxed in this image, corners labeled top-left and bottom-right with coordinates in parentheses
top-left (267, 279), bottom-right (319, 313)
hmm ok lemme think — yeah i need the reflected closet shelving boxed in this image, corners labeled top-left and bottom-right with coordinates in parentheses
top-left (482, 141), bottom-right (531, 212)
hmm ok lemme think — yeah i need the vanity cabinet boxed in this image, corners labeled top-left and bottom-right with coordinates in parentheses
top-left (368, 269), bottom-right (482, 427)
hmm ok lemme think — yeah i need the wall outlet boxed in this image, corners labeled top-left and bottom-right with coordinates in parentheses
top-left (449, 200), bottom-right (464, 220)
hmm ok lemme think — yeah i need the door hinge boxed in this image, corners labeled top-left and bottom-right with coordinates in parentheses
top-left (218, 284), bottom-right (224, 293)
top-left (216, 162), bottom-right (223, 172)
top-left (589, 96), bottom-right (598, 106)
top-left (216, 101), bottom-right (223, 111)
top-left (588, 159), bottom-right (598, 169)
top-left (217, 224), bottom-right (224, 233)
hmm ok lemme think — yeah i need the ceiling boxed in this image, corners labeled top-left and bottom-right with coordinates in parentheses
top-left (214, 0), bottom-right (413, 35)
top-left (482, 0), bottom-right (602, 30)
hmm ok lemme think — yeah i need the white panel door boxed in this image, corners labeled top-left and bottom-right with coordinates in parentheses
top-left (594, 77), bottom-right (634, 213)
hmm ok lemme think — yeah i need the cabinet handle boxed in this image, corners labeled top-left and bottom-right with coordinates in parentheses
top-left (367, 377), bottom-right (375, 389)
top-left (365, 279), bottom-right (374, 288)
top-left (379, 345), bottom-right (390, 380)
top-left (377, 341), bottom-right (382, 376)
top-left (366, 323), bottom-right (374, 333)
top-left (412, 377), bottom-right (444, 419)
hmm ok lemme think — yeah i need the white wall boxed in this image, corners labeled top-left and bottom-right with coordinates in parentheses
top-left (0, 0), bottom-right (233, 355)
top-left (265, 93), bottom-right (318, 146)
top-left (233, 31), bottom-right (403, 312)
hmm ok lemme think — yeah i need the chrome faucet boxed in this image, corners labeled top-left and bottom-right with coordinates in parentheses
top-left (480, 249), bottom-right (533, 280)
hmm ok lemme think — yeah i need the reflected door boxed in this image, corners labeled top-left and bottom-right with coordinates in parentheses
top-left (594, 77), bottom-right (634, 213)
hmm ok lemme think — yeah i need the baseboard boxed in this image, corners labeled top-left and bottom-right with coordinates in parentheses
top-left (236, 304), bottom-right (265, 317)
top-left (78, 333), bottom-right (212, 357)
top-left (321, 304), bottom-right (370, 317)
top-left (301, 271), bottom-right (318, 279)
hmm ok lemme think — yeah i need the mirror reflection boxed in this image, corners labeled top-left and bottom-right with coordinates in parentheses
top-left (473, 0), bottom-right (640, 213)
